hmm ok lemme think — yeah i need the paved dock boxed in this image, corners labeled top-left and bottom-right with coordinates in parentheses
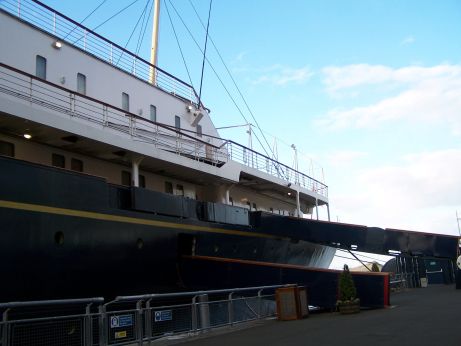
top-left (172, 285), bottom-right (461, 346)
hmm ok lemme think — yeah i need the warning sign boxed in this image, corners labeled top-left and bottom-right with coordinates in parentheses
top-left (110, 314), bottom-right (133, 328)
top-left (154, 310), bottom-right (173, 322)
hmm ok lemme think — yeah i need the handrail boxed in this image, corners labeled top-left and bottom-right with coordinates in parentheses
top-left (0, 0), bottom-right (203, 108)
top-left (0, 62), bottom-right (220, 151)
top-left (110, 284), bottom-right (296, 303)
top-left (0, 297), bottom-right (104, 309)
top-left (0, 61), bottom-right (328, 197)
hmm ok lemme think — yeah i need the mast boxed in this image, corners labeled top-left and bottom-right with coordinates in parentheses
top-left (149, 0), bottom-right (160, 84)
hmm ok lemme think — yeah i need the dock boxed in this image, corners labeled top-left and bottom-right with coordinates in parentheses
top-left (173, 285), bottom-right (460, 346)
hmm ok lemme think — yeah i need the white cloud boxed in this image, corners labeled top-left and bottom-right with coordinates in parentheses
top-left (235, 51), bottom-right (247, 62)
top-left (401, 35), bottom-right (415, 46)
top-left (318, 64), bottom-right (461, 130)
top-left (330, 149), bottom-right (461, 235)
top-left (253, 65), bottom-right (314, 86)
top-left (326, 150), bottom-right (367, 167)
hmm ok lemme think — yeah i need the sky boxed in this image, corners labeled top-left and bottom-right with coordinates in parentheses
top-left (41, 0), bottom-right (461, 268)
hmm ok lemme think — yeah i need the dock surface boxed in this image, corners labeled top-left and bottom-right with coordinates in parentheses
top-left (177, 285), bottom-right (461, 346)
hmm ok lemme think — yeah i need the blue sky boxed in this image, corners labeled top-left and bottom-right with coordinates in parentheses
top-left (43, 0), bottom-right (461, 266)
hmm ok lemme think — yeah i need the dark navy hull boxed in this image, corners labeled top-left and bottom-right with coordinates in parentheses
top-left (0, 156), bottom-right (334, 302)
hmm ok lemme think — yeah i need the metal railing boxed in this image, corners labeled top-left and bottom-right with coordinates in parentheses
top-left (0, 62), bottom-right (228, 167)
top-left (0, 0), bottom-right (200, 106)
top-left (0, 62), bottom-right (328, 197)
top-left (0, 284), bottom-right (294, 345)
top-left (222, 140), bottom-right (328, 196)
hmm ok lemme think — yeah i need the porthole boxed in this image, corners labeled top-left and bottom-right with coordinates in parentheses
top-left (54, 231), bottom-right (64, 245)
top-left (136, 238), bottom-right (144, 249)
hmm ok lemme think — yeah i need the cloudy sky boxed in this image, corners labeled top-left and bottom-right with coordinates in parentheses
top-left (45, 0), bottom-right (461, 267)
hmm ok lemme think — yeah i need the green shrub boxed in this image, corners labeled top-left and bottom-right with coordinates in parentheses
top-left (338, 264), bottom-right (356, 301)
top-left (371, 262), bottom-right (380, 272)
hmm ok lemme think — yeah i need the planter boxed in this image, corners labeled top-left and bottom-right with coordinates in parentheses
top-left (338, 301), bottom-right (360, 314)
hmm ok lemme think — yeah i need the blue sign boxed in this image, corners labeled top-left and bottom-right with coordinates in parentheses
top-left (154, 310), bottom-right (172, 322)
top-left (110, 314), bottom-right (133, 328)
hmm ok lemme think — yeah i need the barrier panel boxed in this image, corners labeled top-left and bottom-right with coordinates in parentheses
top-left (0, 284), bottom-right (294, 345)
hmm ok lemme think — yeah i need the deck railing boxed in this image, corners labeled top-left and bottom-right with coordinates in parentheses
top-left (0, 61), bottom-right (328, 197)
top-left (0, 0), bottom-right (200, 106)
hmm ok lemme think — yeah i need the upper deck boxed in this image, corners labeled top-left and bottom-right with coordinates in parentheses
top-left (0, 0), bottom-right (328, 209)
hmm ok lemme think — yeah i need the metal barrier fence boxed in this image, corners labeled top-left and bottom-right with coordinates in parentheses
top-left (0, 284), bottom-right (293, 345)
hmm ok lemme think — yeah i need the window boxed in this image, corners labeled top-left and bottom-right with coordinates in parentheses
top-left (52, 153), bottom-right (65, 168)
top-left (71, 158), bottom-right (83, 172)
top-left (197, 125), bottom-right (202, 137)
top-left (121, 171), bottom-right (131, 186)
top-left (122, 92), bottom-right (130, 112)
top-left (36, 55), bottom-right (47, 79)
top-left (175, 115), bottom-right (181, 129)
top-left (150, 105), bottom-right (157, 122)
top-left (252, 203), bottom-right (257, 211)
top-left (229, 197), bottom-right (233, 206)
top-left (77, 73), bottom-right (86, 95)
top-left (0, 140), bottom-right (14, 157)
top-left (139, 175), bottom-right (146, 188)
top-left (270, 207), bottom-right (274, 213)
top-left (165, 181), bottom-right (173, 194)
top-left (246, 201), bottom-right (251, 210)
top-left (176, 184), bottom-right (184, 196)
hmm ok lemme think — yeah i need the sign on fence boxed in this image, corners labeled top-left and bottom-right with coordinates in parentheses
top-left (110, 314), bottom-right (134, 328)
top-left (154, 310), bottom-right (173, 322)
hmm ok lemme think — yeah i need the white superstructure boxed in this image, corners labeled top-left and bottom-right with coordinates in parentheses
top-left (0, 0), bottom-right (329, 218)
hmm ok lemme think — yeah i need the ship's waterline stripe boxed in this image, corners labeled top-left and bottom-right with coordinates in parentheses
top-left (0, 200), bottom-right (281, 239)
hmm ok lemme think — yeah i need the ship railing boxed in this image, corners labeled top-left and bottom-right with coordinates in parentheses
top-left (0, 62), bottom-right (228, 167)
top-left (0, 284), bottom-right (296, 345)
top-left (0, 0), bottom-right (201, 107)
top-left (221, 140), bottom-right (328, 197)
top-left (0, 61), bottom-right (326, 195)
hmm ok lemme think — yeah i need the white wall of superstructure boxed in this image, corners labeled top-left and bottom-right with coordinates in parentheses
top-left (0, 12), bottom-right (219, 142)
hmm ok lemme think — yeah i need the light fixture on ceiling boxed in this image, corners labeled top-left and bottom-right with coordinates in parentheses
top-left (23, 133), bottom-right (32, 139)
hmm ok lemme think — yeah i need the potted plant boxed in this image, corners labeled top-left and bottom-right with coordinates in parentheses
top-left (337, 264), bottom-right (360, 314)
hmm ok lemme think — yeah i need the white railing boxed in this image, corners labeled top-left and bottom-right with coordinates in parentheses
top-left (0, 62), bottom-right (328, 197)
top-left (0, 0), bottom-right (199, 106)
top-left (222, 141), bottom-right (328, 196)
top-left (0, 63), bottom-right (227, 166)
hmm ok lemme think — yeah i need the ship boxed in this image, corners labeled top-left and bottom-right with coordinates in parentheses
top-left (0, 0), bottom-right (336, 301)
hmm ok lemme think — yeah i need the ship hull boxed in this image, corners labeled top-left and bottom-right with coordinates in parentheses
top-left (0, 156), bottom-right (334, 302)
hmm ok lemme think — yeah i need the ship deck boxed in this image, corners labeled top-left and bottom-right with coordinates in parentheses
top-left (170, 285), bottom-right (461, 346)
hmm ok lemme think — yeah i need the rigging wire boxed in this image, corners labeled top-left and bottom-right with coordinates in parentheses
top-left (62, 0), bottom-right (108, 40)
top-left (164, 0), bottom-right (195, 88)
top-left (135, 0), bottom-right (155, 55)
top-left (92, 0), bottom-right (140, 32)
top-left (333, 253), bottom-right (381, 265)
top-left (115, 0), bottom-right (151, 66)
top-left (167, 1), bottom-right (274, 159)
top-left (336, 248), bottom-right (387, 264)
top-left (198, 0), bottom-right (213, 108)
top-left (188, 0), bottom-right (276, 160)
top-left (71, 0), bottom-right (140, 46)
top-left (166, 0), bottom-right (277, 165)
